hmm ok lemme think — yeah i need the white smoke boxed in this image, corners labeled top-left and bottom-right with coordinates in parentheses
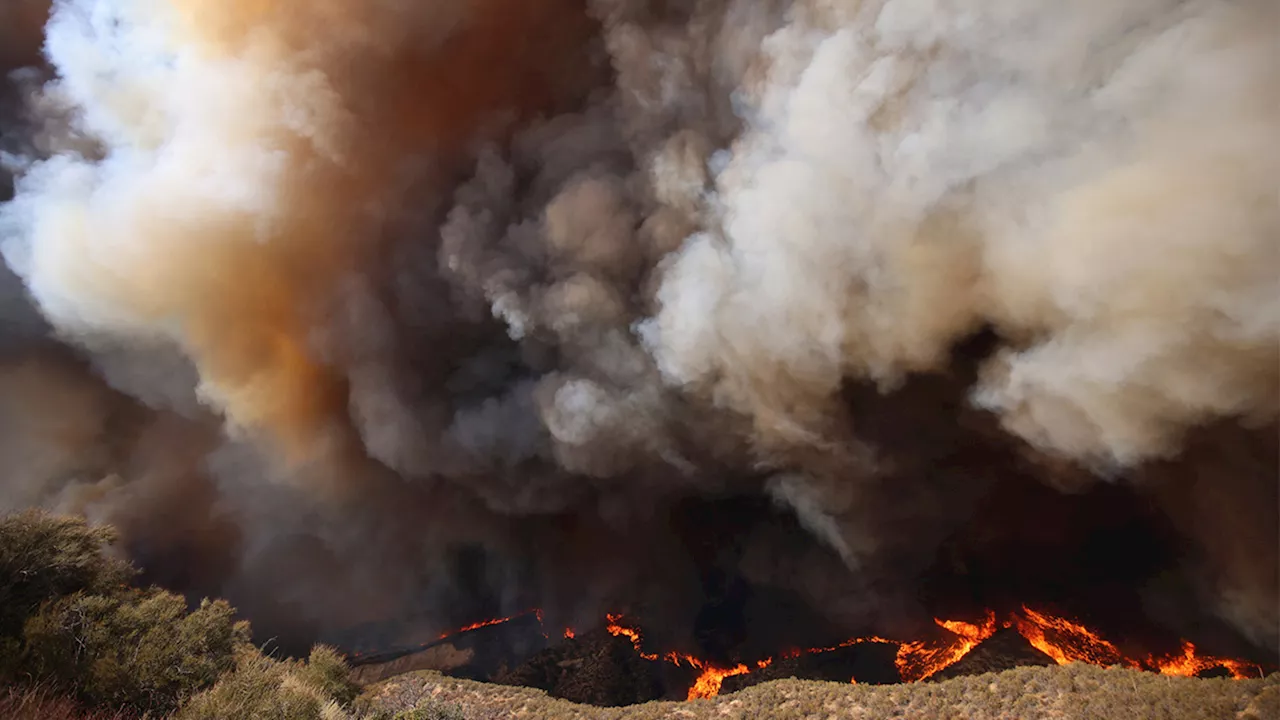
top-left (643, 0), bottom-right (1279, 468)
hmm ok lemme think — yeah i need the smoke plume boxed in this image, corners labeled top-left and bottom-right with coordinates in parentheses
top-left (1, 0), bottom-right (1276, 655)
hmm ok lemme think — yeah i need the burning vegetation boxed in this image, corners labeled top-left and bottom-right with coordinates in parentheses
top-left (370, 604), bottom-right (1268, 703)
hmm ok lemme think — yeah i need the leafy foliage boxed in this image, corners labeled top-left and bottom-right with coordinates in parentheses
top-left (0, 510), bottom-right (369, 719)
top-left (21, 590), bottom-right (248, 715)
top-left (0, 511), bottom-right (134, 638)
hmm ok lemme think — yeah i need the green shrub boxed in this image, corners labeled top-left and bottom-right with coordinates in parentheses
top-left (178, 645), bottom-right (367, 720)
top-left (21, 589), bottom-right (248, 715)
top-left (0, 510), bottom-right (373, 719)
top-left (176, 650), bottom-right (325, 720)
top-left (0, 511), bottom-right (134, 639)
top-left (296, 645), bottom-right (363, 707)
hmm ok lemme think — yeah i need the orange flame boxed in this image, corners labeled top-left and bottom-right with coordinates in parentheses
top-left (605, 613), bottom-right (775, 700)
top-left (1011, 606), bottom-right (1128, 667)
top-left (1148, 641), bottom-right (1262, 680)
top-left (602, 606), bottom-right (1264, 698)
top-left (396, 605), bottom-right (1264, 702)
top-left (895, 611), bottom-right (1000, 682)
top-left (435, 608), bottom-right (543, 640)
top-left (438, 614), bottom-right (516, 639)
top-left (605, 613), bottom-right (657, 660)
top-left (685, 658), bottom-right (771, 700)
top-left (1007, 606), bottom-right (1262, 680)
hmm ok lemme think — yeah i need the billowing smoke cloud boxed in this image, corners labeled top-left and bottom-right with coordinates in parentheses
top-left (0, 0), bottom-right (1275, 655)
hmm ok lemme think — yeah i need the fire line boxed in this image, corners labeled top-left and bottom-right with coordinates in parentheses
top-left (411, 605), bottom-right (1266, 702)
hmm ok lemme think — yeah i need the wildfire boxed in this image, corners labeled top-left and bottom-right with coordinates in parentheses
top-left (685, 658), bottom-right (772, 700)
top-left (605, 613), bottom-right (655, 659)
top-left (605, 613), bottom-right (774, 700)
top-left (1149, 641), bottom-right (1261, 680)
top-left (400, 604), bottom-right (1264, 703)
top-left (602, 606), bottom-right (1264, 696)
top-left (895, 612), bottom-right (1000, 682)
top-left (1010, 607), bottom-right (1263, 680)
top-left (1012, 606), bottom-right (1126, 667)
top-left (438, 612), bottom-right (522, 639)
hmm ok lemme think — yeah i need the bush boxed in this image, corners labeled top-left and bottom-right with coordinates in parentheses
top-left (0, 511), bottom-right (133, 639)
top-left (177, 646), bottom-right (365, 720)
top-left (176, 650), bottom-right (325, 720)
top-left (0, 510), bottom-right (374, 719)
top-left (295, 646), bottom-right (363, 707)
top-left (21, 589), bottom-right (248, 715)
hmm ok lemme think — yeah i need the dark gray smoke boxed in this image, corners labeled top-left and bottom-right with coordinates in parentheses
top-left (0, 0), bottom-right (1276, 655)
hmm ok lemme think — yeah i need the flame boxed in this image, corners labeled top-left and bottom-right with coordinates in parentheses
top-left (894, 611), bottom-right (1000, 682)
top-left (684, 658), bottom-right (771, 700)
top-left (438, 613), bottom-right (519, 639)
top-left (605, 613), bottom-right (655, 659)
top-left (1006, 606), bottom-right (1264, 680)
top-left (433, 607), bottom-right (542, 641)
top-left (1149, 641), bottom-right (1262, 680)
top-left (597, 607), bottom-right (1263, 698)
top-left (1011, 606), bottom-right (1128, 667)
top-left (361, 605), bottom-right (1263, 701)
top-left (605, 613), bottom-right (774, 700)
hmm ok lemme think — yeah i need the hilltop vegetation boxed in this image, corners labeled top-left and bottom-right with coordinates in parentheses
top-left (0, 510), bottom-right (459, 720)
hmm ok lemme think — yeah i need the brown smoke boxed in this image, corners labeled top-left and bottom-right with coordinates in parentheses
top-left (0, 0), bottom-right (1275, 655)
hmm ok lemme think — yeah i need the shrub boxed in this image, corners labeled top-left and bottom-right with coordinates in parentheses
top-left (176, 650), bottom-right (324, 720)
top-left (20, 589), bottom-right (248, 715)
top-left (296, 645), bottom-right (363, 707)
top-left (0, 511), bottom-right (134, 639)
top-left (0, 510), bottom-right (374, 719)
top-left (178, 645), bottom-right (367, 720)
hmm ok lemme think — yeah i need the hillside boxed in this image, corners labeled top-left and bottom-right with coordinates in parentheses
top-left (363, 664), bottom-right (1278, 720)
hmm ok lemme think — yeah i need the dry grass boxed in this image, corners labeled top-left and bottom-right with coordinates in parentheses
top-left (0, 684), bottom-right (135, 720)
top-left (363, 663), bottom-right (1279, 720)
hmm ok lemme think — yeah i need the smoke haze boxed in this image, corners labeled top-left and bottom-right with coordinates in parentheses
top-left (1, 0), bottom-right (1276, 655)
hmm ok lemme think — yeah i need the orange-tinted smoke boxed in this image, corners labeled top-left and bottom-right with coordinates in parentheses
top-left (15, 0), bottom-right (600, 460)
